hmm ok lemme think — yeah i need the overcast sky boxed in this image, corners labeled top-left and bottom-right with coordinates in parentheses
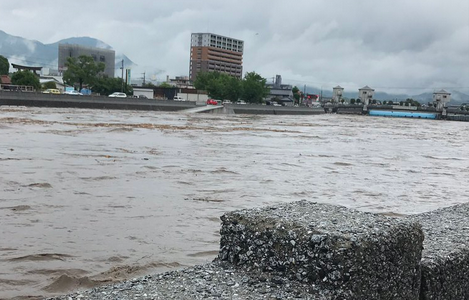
top-left (1, 0), bottom-right (468, 94)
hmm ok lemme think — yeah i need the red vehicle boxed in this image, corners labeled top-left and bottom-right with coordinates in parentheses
top-left (206, 99), bottom-right (218, 105)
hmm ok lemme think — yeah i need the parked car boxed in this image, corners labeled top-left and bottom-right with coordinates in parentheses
top-left (206, 99), bottom-right (218, 105)
top-left (222, 100), bottom-right (232, 104)
top-left (64, 90), bottom-right (83, 96)
top-left (173, 96), bottom-right (185, 101)
top-left (108, 92), bottom-right (127, 98)
top-left (236, 100), bottom-right (247, 105)
top-left (138, 95), bottom-right (148, 99)
top-left (42, 89), bottom-right (60, 94)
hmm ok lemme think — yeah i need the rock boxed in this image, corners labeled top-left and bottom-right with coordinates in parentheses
top-left (218, 200), bottom-right (423, 299)
top-left (410, 203), bottom-right (469, 300)
top-left (47, 200), bottom-right (429, 300)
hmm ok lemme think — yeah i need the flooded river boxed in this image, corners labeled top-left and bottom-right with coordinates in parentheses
top-left (1, 107), bottom-right (468, 299)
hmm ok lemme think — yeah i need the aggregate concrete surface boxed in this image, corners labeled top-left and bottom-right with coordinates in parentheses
top-left (411, 203), bottom-right (469, 300)
top-left (49, 201), bottom-right (425, 300)
top-left (219, 200), bottom-right (424, 300)
top-left (48, 262), bottom-right (336, 300)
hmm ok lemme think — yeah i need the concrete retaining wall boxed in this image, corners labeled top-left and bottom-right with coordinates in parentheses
top-left (219, 200), bottom-right (423, 299)
top-left (49, 201), bottom-right (469, 299)
top-left (336, 106), bottom-right (364, 115)
top-left (225, 104), bottom-right (325, 115)
top-left (411, 203), bottom-right (469, 300)
top-left (0, 91), bottom-right (196, 111)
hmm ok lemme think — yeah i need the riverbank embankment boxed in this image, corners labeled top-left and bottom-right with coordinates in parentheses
top-left (48, 200), bottom-right (469, 299)
top-left (2, 91), bottom-right (469, 121)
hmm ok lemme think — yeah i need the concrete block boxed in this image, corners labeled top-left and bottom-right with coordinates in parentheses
top-left (219, 200), bottom-right (423, 300)
top-left (411, 203), bottom-right (469, 300)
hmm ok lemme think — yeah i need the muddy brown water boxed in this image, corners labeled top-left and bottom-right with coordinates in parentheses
top-left (1, 107), bottom-right (468, 299)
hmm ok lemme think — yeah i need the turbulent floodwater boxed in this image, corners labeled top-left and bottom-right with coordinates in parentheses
top-left (0, 107), bottom-right (468, 299)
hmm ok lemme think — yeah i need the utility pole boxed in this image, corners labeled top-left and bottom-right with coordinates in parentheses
top-left (142, 72), bottom-right (146, 86)
top-left (120, 59), bottom-right (124, 92)
top-left (303, 84), bottom-right (306, 105)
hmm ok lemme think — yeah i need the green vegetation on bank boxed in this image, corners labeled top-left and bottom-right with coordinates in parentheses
top-left (194, 71), bottom-right (268, 103)
top-left (63, 55), bottom-right (132, 95)
top-left (0, 55), bottom-right (9, 75)
top-left (42, 81), bottom-right (57, 90)
top-left (63, 55), bottom-right (104, 91)
top-left (11, 70), bottom-right (40, 90)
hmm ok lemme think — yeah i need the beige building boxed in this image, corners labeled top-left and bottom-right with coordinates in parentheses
top-left (189, 33), bottom-right (244, 81)
top-left (433, 89), bottom-right (451, 111)
top-left (358, 85), bottom-right (375, 105)
top-left (332, 85), bottom-right (344, 103)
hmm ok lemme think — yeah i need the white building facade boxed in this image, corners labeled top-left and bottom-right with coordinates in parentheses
top-left (358, 85), bottom-right (375, 105)
top-left (433, 89), bottom-right (451, 111)
top-left (332, 85), bottom-right (344, 103)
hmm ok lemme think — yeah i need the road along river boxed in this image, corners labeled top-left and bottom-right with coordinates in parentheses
top-left (0, 107), bottom-right (468, 299)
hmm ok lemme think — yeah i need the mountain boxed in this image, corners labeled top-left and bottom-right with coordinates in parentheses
top-left (412, 91), bottom-right (469, 105)
top-left (0, 30), bottom-right (135, 76)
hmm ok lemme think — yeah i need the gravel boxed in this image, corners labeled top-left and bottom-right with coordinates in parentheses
top-left (411, 203), bottom-right (469, 300)
top-left (47, 261), bottom-right (335, 300)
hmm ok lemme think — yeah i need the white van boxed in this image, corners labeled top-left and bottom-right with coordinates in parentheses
top-left (173, 96), bottom-right (185, 101)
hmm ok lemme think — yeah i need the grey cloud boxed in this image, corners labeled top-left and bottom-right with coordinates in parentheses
top-left (0, 0), bottom-right (468, 94)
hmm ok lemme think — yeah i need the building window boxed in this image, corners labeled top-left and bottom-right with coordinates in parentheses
top-left (91, 54), bottom-right (97, 61)
top-left (100, 55), bottom-right (105, 62)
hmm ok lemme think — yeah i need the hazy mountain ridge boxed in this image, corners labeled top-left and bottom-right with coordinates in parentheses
top-left (0, 30), bottom-right (135, 75)
top-left (1, 30), bottom-right (468, 104)
top-left (305, 87), bottom-right (469, 105)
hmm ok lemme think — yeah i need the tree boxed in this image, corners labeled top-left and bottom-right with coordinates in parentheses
top-left (356, 99), bottom-right (361, 104)
top-left (92, 77), bottom-right (133, 96)
top-left (142, 82), bottom-right (156, 88)
top-left (193, 71), bottom-right (268, 103)
top-left (193, 71), bottom-right (242, 101)
top-left (63, 55), bottom-right (105, 91)
top-left (224, 75), bottom-right (243, 101)
top-left (193, 71), bottom-right (220, 91)
top-left (350, 98), bottom-right (356, 104)
top-left (0, 55), bottom-right (9, 75)
top-left (159, 82), bottom-right (172, 88)
top-left (42, 81), bottom-right (57, 90)
top-left (241, 72), bottom-right (268, 103)
top-left (292, 86), bottom-right (300, 103)
top-left (11, 70), bottom-right (40, 90)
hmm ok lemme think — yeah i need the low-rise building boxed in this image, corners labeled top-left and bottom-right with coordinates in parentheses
top-left (168, 76), bottom-right (193, 89)
top-left (358, 85), bottom-right (375, 105)
top-left (332, 85), bottom-right (344, 103)
top-left (265, 75), bottom-right (293, 105)
top-left (40, 76), bottom-right (66, 92)
top-left (433, 89), bottom-right (451, 111)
